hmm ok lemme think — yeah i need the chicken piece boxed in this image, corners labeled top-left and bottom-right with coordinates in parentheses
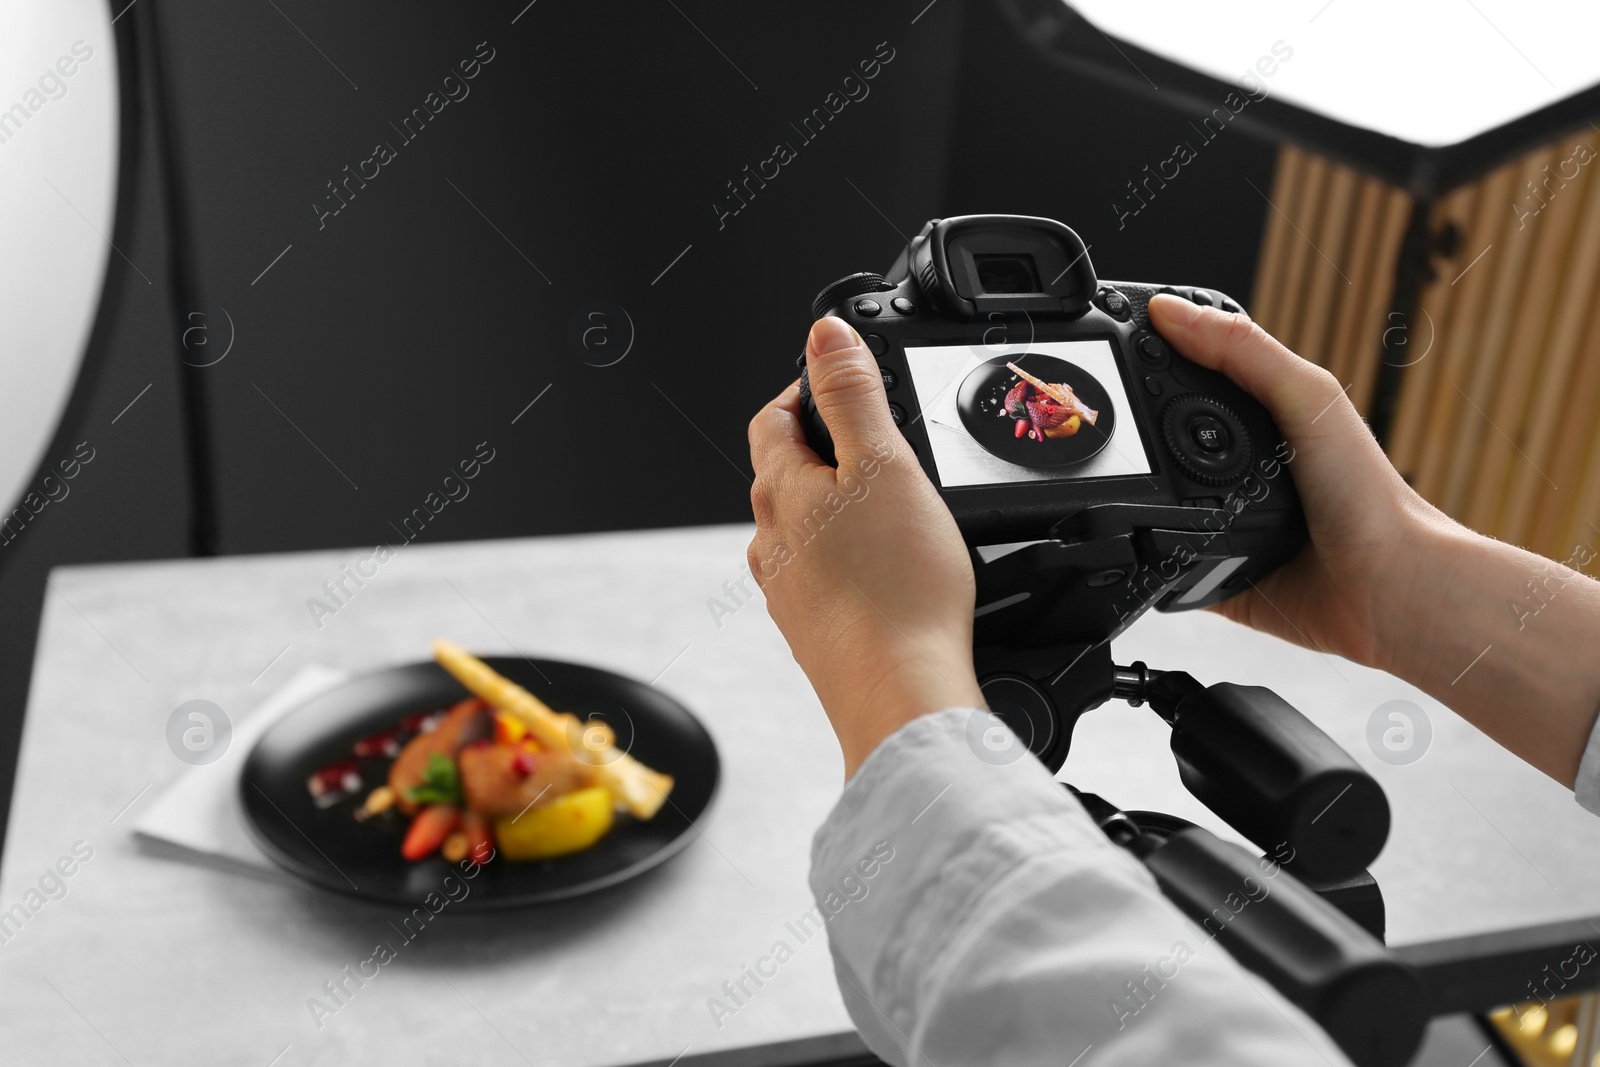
top-left (458, 743), bottom-right (599, 818)
top-left (388, 698), bottom-right (490, 813)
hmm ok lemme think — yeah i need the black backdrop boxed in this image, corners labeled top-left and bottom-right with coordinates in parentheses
top-left (0, 0), bottom-right (1275, 852)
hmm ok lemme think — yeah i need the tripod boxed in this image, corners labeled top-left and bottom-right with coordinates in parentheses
top-left (970, 511), bottom-right (1430, 1067)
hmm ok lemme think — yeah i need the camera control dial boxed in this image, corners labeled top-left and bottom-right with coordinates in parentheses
top-left (1162, 395), bottom-right (1252, 485)
top-left (811, 272), bottom-right (896, 321)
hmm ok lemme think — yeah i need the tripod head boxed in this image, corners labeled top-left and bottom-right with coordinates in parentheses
top-left (968, 504), bottom-right (1425, 1067)
top-left (969, 499), bottom-right (1389, 879)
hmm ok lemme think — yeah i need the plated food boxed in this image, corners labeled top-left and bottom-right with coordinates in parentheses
top-left (308, 641), bottom-right (675, 867)
top-left (1000, 361), bottom-right (1100, 442)
top-left (957, 353), bottom-right (1117, 470)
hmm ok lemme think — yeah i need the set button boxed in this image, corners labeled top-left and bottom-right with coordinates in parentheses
top-left (1161, 394), bottom-right (1252, 486)
top-left (1189, 415), bottom-right (1229, 453)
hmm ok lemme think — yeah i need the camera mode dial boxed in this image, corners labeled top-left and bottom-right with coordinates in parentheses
top-left (1162, 395), bottom-right (1252, 486)
top-left (811, 272), bottom-right (895, 321)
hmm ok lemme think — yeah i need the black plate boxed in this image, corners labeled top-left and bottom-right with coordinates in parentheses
top-left (239, 656), bottom-right (719, 910)
top-left (956, 352), bottom-right (1116, 469)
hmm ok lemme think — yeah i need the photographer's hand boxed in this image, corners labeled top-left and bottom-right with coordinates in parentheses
top-left (1149, 295), bottom-right (1600, 788)
top-left (748, 317), bottom-right (984, 778)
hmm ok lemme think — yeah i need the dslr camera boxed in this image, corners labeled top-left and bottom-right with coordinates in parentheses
top-left (799, 214), bottom-right (1307, 658)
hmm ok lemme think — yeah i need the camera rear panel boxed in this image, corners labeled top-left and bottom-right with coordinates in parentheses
top-left (812, 277), bottom-right (1300, 545)
top-left (797, 216), bottom-right (1308, 618)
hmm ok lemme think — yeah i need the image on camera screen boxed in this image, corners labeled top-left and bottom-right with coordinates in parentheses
top-left (903, 340), bottom-right (1152, 488)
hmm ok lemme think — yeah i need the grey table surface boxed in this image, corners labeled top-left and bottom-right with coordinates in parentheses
top-left (3, 523), bottom-right (1599, 1067)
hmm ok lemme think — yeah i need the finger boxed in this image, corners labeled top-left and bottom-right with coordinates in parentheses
top-left (1147, 294), bottom-right (1353, 440)
top-left (748, 379), bottom-right (808, 481)
top-left (805, 316), bottom-right (898, 464)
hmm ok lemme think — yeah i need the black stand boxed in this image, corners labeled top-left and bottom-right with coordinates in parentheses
top-left (970, 535), bottom-right (1429, 1067)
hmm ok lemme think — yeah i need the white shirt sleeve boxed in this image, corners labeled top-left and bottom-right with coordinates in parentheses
top-left (1576, 705), bottom-right (1600, 815)
top-left (809, 707), bottom-right (1355, 1067)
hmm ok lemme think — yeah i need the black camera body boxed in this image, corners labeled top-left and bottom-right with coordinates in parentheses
top-left (799, 215), bottom-right (1306, 636)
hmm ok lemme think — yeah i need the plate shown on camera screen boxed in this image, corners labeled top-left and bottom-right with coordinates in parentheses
top-left (956, 353), bottom-right (1117, 469)
top-left (239, 656), bottom-right (718, 910)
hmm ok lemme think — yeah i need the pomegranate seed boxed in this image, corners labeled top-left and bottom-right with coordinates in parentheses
top-left (353, 730), bottom-right (399, 758)
top-left (511, 751), bottom-right (537, 777)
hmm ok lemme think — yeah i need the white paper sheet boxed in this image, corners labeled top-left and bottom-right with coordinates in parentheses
top-left (132, 665), bottom-right (347, 883)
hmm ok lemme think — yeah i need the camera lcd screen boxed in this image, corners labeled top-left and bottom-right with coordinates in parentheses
top-left (902, 339), bottom-right (1152, 488)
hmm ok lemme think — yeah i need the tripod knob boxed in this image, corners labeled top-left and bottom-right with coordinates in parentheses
top-left (1166, 683), bottom-right (1390, 879)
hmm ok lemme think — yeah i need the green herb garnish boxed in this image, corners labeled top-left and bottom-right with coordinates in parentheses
top-left (405, 752), bottom-right (462, 806)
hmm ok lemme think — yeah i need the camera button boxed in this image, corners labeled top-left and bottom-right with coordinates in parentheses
top-left (1162, 395), bottom-right (1252, 485)
top-left (1143, 375), bottom-right (1163, 396)
top-left (1190, 415), bottom-right (1229, 453)
top-left (1094, 287), bottom-right (1132, 321)
top-left (888, 402), bottom-right (906, 426)
top-left (1138, 335), bottom-right (1170, 364)
top-left (891, 297), bottom-right (916, 315)
top-left (865, 332), bottom-right (887, 356)
top-left (855, 299), bottom-right (883, 317)
top-left (1190, 290), bottom-right (1214, 307)
top-left (880, 367), bottom-right (898, 390)
top-left (1221, 297), bottom-right (1244, 315)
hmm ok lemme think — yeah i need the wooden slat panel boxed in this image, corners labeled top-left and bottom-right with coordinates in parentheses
top-left (1501, 156), bottom-right (1600, 550)
top-left (1298, 163), bottom-right (1359, 371)
top-left (1534, 274), bottom-right (1600, 555)
top-left (1551, 267), bottom-right (1600, 557)
top-left (1275, 152), bottom-right (1331, 355)
top-left (1385, 184), bottom-right (1479, 477)
top-left (1251, 145), bottom-right (1306, 330)
top-left (1461, 149), bottom-right (1594, 536)
top-left (1250, 132), bottom-right (1600, 555)
top-left (1349, 187), bottom-right (1414, 416)
top-left (1437, 147), bottom-right (1562, 518)
top-left (1411, 162), bottom-right (1521, 504)
top-left (1325, 176), bottom-right (1399, 406)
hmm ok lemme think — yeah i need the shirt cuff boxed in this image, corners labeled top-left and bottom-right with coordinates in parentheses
top-left (1575, 702), bottom-right (1600, 815)
top-left (808, 706), bottom-right (1160, 1046)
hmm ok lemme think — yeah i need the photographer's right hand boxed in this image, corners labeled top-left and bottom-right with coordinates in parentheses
top-left (1147, 294), bottom-right (1446, 669)
top-left (1148, 294), bottom-right (1600, 791)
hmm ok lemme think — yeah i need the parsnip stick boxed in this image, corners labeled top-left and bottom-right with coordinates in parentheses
top-left (432, 640), bottom-right (674, 819)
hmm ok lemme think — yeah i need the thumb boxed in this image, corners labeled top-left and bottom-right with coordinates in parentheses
top-left (806, 316), bottom-right (897, 463)
top-left (1147, 294), bottom-right (1353, 442)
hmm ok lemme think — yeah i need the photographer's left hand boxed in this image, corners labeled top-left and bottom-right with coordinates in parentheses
top-left (748, 317), bottom-right (984, 777)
